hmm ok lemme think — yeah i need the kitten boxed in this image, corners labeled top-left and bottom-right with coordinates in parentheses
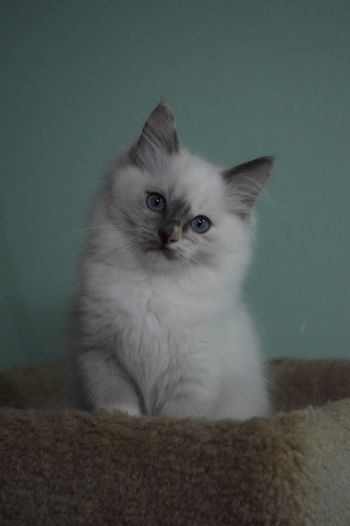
top-left (70, 102), bottom-right (273, 420)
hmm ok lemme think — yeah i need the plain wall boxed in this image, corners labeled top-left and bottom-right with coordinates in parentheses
top-left (1, 0), bottom-right (349, 368)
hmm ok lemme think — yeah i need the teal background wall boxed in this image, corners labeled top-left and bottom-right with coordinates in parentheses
top-left (1, 0), bottom-right (349, 368)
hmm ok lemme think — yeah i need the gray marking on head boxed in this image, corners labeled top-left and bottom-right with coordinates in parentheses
top-left (222, 156), bottom-right (274, 218)
top-left (122, 191), bottom-right (193, 260)
top-left (164, 197), bottom-right (191, 228)
top-left (128, 102), bottom-right (179, 170)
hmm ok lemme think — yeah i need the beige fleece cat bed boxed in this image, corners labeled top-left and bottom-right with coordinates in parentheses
top-left (0, 359), bottom-right (349, 525)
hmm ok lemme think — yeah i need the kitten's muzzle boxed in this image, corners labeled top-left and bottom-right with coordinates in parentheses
top-left (158, 221), bottom-right (181, 246)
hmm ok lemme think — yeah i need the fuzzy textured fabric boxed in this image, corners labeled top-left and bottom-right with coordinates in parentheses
top-left (0, 359), bottom-right (349, 526)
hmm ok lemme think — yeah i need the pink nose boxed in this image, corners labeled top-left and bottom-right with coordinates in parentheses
top-left (159, 223), bottom-right (179, 245)
top-left (159, 230), bottom-right (178, 245)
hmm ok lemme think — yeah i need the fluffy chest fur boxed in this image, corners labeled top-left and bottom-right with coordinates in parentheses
top-left (81, 259), bottom-right (227, 415)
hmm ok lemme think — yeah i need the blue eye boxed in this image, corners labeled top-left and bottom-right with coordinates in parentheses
top-left (191, 215), bottom-right (211, 233)
top-left (146, 193), bottom-right (166, 212)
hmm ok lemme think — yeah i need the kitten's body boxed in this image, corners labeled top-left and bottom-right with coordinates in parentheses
top-left (70, 103), bottom-right (272, 420)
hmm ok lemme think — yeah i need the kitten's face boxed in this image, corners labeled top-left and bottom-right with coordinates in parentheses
top-left (104, 103), bottom-right (273, 272)
top-left (109, 152), bottom-right (237, 270)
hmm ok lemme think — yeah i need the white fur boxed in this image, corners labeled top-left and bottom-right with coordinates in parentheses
top-left (72, 147), bottom-right (271, 420)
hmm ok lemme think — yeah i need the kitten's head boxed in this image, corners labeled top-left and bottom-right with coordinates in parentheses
top-left (100, 103), bottom-right (273, 274)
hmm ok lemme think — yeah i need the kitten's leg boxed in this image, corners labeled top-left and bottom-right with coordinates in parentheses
top-left (77, 350), bottom-right (142, 416)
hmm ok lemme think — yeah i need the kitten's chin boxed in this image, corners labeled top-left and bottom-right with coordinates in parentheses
top-left (148, 245), bottom-right (178, 261)
top-left (139, 244), bottom-right (181, 271)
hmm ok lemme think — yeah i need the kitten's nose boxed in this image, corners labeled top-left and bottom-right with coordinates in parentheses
top-left (159, 222), bottom-right (180, 245)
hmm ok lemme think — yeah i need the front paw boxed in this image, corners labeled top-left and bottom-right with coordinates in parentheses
top-left (97, 403), bottom-right (141, 417)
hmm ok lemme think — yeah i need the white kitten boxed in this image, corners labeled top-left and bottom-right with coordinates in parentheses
top-left (69, 102), bottom-right (273, 420)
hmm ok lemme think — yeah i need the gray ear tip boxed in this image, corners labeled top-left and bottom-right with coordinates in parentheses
top-left (246, 155), bottom-right (275, 172)
top-left (152, 101), bottom-right (175, 121)
top-left (264, 155), bottom-right (275, 165)
top-left (158, 100), bottom-right (172, 111)
top-left (226, 155), bottom-right (274, 178)
top-left (257, 156), bottom-right (274, 167)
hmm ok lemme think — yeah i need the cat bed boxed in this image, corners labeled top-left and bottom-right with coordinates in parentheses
top-left (0, 359), bottom-right (349, 525)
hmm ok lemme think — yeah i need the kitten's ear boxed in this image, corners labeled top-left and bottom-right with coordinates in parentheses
top-left (222, 156), bottom-right (274, 217)
top-left (129, 102), bottom-right (179, 168)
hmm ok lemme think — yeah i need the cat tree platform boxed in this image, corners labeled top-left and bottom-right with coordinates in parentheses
top-left (0, 359), bottom-right (349, 525)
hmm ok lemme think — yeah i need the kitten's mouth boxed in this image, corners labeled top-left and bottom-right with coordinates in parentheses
top-left (147, 243), bottom-right (178, 260)
top-left (161, 246), bottom-right (177, 260)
